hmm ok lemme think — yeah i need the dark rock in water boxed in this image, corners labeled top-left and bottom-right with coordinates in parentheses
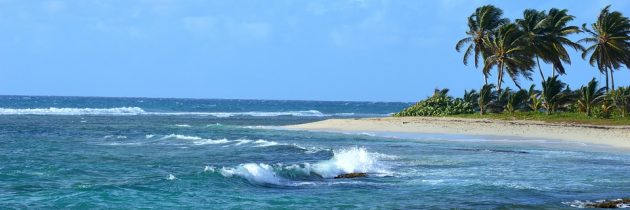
top-left (334, 173), bottom-right (367, 179)
top-left (586, 198), bottom-right (630, 208)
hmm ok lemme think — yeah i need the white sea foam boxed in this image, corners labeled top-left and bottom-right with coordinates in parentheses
top-left (174, 124), bottom-right (191, 127)
top-left (234, 139), bottom-right (253, 146)
top-left (0, 107), bottom-right (146, 115)
top-left (204, 166), bottom-right (216, 172)
top-left (219, 147), bottom-right (393, 185)
top-left (103, 135), bottom-right (127, 139)
top-left (310, 147), bottom-right (393, 178)
top-left (220, 163), bottom-right (282, 185)
top-left (252, 139), bottom-right (280, 147)
top-left (145, 135), bottom-right (155, 139)
top-left (0, 107), bottom-right (380, 117)
top-left (161, 134), bottom-right (231, 145)
top-left (192, 138), bottom-right (230, 145)
top-left (167, 174), bottom-right (176, 180)
top-left (161, 134), bottom-right (203, 140)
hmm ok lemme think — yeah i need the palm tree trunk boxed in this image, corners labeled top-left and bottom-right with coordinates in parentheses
top-left (552, 64), bottom-right (556, 77)
top-left (484, 75), bottom-right (488, 85)
top-left (610, 67), bottom-right (616, 91)
top-left (536, 56), bottom-right (545, 81)
top-left (605, 68), bottom-right (610, 91)
top-left (497, 63), bottom-right (503, 92)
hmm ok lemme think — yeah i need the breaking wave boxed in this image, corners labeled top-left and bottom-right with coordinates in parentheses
top-left (0, 107), bottom-right (381, 117)
top-left (216, 147), bottom-right (394, 185)
top-left (0, 107), bottom-right (146, 115)
top-left (160, 134), bottom-right (230, 145)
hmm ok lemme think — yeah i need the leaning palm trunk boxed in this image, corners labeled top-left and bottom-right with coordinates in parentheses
top-left (609, 66), bottom-right (615, 91)
top-left (535, 56), bottom-right (545, 81)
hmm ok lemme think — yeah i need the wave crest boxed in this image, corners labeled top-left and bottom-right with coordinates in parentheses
top-left (217, 147), bottom-right (393, 185)
top-left (0, 107), bottom-right (390, 117)
top-left (0, 107), bottom-right (146, 115)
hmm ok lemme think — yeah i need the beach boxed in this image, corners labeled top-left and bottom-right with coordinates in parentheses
top-left (287, 117), bottom-right (630, 150)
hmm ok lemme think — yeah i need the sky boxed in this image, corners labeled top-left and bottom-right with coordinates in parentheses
top-left (0, 0), bottom-right (629, 102)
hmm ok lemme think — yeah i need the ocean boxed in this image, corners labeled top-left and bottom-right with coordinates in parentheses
top-left (1, 95), bottom-right (629, 209)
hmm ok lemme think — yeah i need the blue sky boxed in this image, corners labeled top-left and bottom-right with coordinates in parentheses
top-left (0, 0), bottom-right (628, 102)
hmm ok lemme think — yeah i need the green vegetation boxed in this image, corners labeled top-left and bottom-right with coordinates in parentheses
top-left (394, 89), bottom-right (473, 117)
top-left (396, 5), bottom-right (630, 125)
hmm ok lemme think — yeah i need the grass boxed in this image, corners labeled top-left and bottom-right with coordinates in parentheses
top-left (450, 112), bottom-right (630, 126)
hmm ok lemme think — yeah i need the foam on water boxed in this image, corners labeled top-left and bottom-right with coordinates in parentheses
top-left (252, 139), bottom-right (280, 147)
top-left (192, 138), bottom-right (230, 145)
top-left (218, 147), bottom-right (393, 185)
top-left (103, 135), bottom-right (127, 139)
top-left (0, 107), bottom-right (388, 117)
top-left (311, 147), bottom-right (393, 178)
top-left (0, 107), bottom-right (146, 115)
top-left (220, 163), bottom-right (282, 185)
top-left (161, 134), bottom-right (203, 140)
top-left (234, 139), bottom-right (252, 146)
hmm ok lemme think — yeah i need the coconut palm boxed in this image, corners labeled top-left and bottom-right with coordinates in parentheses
top-left (541, 76), bottom-right (567, 115)
top-left (577, 78), bottom-right (606, 116)
top-left (516, 9), bottom-right (549, 80)
top-left (464, 89), bottom-right (480, 110)
top-left (579, 5), bottom-right (630, 91)
top-left (527, 84), bottom-right (543, 112)
top-left (456, 5), bottom-right (509, 84)
top-left (542, 8), bottom-right (584, 77)
top-left (483, 23), bottom-right (535, 91)
top-left (505, 89), bottom-right (528, 114)
top-left (478, 84), bottom-right (495, 115)
top-left (609, 87), bottom-right (630, 117)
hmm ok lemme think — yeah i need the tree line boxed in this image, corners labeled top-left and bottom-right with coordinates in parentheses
top-left (456, 5), bottom-right (629, 91)
top-left (395, 5), bottom-right (630, 119)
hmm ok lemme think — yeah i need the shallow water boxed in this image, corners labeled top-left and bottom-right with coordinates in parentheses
top-left (1, 96), bottom-right (629, 209)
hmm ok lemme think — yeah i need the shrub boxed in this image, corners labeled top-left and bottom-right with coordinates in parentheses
top-left (394, 89), bottom-right (474, 117)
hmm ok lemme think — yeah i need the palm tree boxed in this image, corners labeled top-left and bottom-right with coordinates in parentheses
top-left (516, 9), bottom-right (549, 80)
top-left (456, 5), bottom-right (509, 84)
top-left (542, 8), bottom-right (584, 77)
top-left (541, 75), bottom-right (567, 115)
top-left (609, 87), bottom-right (630, 118)
top-left (478, 84), bottom-right (495, 115)
top-left (483, 23), bottom-right (535, 91)
top-left (464, 89), bottom-right (480, 111)
top-left (527, 84), bottom-right (543, 112)
top-left (577, 78), bottom-right (606, 116)
top-left (505, 89), bottom-right (528, 114)
top-left (579, 5), bottom-right (630, 91)
top-left (517, 9), bottom-right (583, 81)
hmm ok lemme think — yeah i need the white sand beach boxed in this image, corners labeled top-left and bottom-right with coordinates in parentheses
top-left (287, 117), bottom-right (630, 149)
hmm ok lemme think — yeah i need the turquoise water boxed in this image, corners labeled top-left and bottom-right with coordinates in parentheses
top-left (1, 96), bottom-right (629, 209)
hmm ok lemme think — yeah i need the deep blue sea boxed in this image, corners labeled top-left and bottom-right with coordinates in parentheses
top-left (1, 95), bottom-right (629, 209)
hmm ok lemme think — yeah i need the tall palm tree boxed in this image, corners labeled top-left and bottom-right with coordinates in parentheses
top-left (517, 9), bottom-right (583, 81)
top-left (577, 78), bottom-right (606, 116)
top-left (456, 5), bottom-right (509, 84)
top-left (541, 8), bottom-right (584, 77)
top-left (516, 9), bottom-right (549, 80)
top-left (579, 5), bottom-right (630, 91)
top-left (483, 23), bottom-right (535, 91)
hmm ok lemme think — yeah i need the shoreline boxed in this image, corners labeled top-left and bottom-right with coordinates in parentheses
top-left (286, 117), bottom-right (630, 150)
